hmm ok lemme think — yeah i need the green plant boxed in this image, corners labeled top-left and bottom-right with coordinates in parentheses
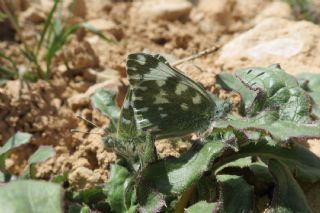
top-left (0, 131), bottom-right (56, 181)
top-left (0, 0), bottom-right (111, 83)
top-left (0, 132), bottom-right (60, 211)
top-left (285, 0), bottom-right (320, 23)
top-left (91, 55), bottom-right (320, 212)
top-left (0, 132), bottom-right (62, 213)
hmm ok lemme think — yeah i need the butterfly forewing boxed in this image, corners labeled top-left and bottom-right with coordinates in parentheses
top-left (126, 53), bottom-right (216, 139)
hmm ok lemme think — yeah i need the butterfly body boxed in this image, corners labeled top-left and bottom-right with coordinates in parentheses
top-left (124, 53), bottom-right (217, 139)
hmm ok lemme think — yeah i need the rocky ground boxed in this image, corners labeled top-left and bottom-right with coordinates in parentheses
top-left (0, 0), bottom-right (320, 207)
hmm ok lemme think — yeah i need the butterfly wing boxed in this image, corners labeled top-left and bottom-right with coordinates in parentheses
top-left (126, 53), bottom-right (216, 139)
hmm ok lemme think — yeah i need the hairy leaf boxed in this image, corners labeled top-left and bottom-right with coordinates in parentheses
top-left (0, 132), bottom-right (32, 171)
top-left (137, 140), bottom-right (226, 212)
top-left (0, 180), bottom-right (63, 213)
top-left (218, 66), bottom-right (313, 122)
top-left (0, 132), bottom-right (32, 156)
top-left (217, 175), bottom-right (254, 213)
top-left (215, 157), bottom-right (253, 174)
top-left (213, 141), bottom-right (320, 183)
top-left (215, 111), bottom-right (320, 142)
top-left (268, 159), bottom-right (312, 213)
top-left (104, 164), bottom-right (136, 213)
top-left (91, 88), bottom-right (120, 131)
top-left (297, 73), bottom-right (320, 118)
top-left (24, 146), bottom-right (56, 178)
top-left (185, 201), bottom-right (219, 213)
top-left (217, 72), bottom-right (257, 115)
top-left (28, 145), bottom-right (55, 164)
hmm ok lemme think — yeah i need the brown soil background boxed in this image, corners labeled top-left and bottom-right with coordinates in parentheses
top-left (1, 0), bottom-right (320, 211)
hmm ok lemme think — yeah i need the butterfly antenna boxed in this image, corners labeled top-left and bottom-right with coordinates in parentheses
top-left (76, 114), bottom-right (101, 128)
top-left (171, 45), bottom-right (220, 67)
top-left (73, 114), bottom-right (106, 134)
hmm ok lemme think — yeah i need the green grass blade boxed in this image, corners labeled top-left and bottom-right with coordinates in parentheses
top-left (81, 22), bottom-right (114, 43)
top-left (36, 0), bottom-right (60, 55)
top-left (0, 65), bottom-right (15, 77)
top-left (0, 51), bottom-right (18, 71)
top-left (0, 11), bottom-right (7, 22)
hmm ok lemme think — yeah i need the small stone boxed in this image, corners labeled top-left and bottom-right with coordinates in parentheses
top-left (86, 19), bottom-right (123, 40)
top-left (68, 0), bottom-right (87, 18)
top-left (67, 94), bottom-right (90, 110)
top-left (61, 39), bottom-right (99, 70)
top-left (20, 4), bottom-right (46, 23)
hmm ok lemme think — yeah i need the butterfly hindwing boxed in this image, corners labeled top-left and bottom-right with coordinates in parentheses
top-left (126, 53), bottom-right (216, 139)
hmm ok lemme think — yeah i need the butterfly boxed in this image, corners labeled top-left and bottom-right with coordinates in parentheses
top-left (122, 53), bottom-right (219, 139)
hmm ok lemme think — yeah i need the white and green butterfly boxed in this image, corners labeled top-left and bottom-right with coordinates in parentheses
top-left (119, 53), bottom-right (220, 140)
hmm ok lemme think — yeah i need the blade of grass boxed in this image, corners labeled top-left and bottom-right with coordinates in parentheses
top-left (0, 65), bottom-right (15, 78)
top-left (20, 48), bottom-right (43, 79)
top-left (0, 11), bottom-right (6, 22)
top-left (36, 0), bottom-right (60, 55)
top-left (81, 22), bottom-right (114, 43)
top-left (0, 52), bottom-right (18, 71)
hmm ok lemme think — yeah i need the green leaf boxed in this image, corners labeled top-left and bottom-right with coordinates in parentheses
top-left (104, 164), bottom-right (136, 213)
top-left (91, 88), bottom-right (120, 131)
top-left (215, 111), bottom-right (320, 142)
top-left (0, 180), bottom-right (63, 213)
top-left (80, 206), bottom-right (90, 213)
top-left (195, 175), bottom-right (217, 202)
top-left (0, 132), bottom-right (32, 171)
top-left (28, 146), bottom-right (55, 164)
top-left (213, 141), bottom-right (320, 183)
top-left (219, 66), bottom-right (312, 122)
top-left (217, 175), bottom-right (254, 213)
top-left (297, 73), bottom-right (320, 118)
top-left (0, 132), bottom-right (32, 156)
top-left (268, 159), bottom-right (312, 213)
top-left (137, 140), bottom-right (226, 212)
top-left (23, 146), bottom-right (55, 179)
top-left (216, 72), bottom-right (257, 115)
top-left (73, 187), bottom-right (106, 205)
top-left (215, 157), bottom-right (253, 174)
top-left (52, 171), bottom-right (68, 183)
top-left (248, 161), bottom-right (273, 194)
top-left (67, 203), bottom-right (82, 213)
top-left (0, 171), bottom-right (4, 182)
top-left (185, 201), bottom-right (219, 213)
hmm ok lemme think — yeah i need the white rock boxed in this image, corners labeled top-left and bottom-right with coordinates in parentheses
top-left (135, 0), bottom-right (192, 21)
top-left (217, 18), bottom-right (320, 75)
